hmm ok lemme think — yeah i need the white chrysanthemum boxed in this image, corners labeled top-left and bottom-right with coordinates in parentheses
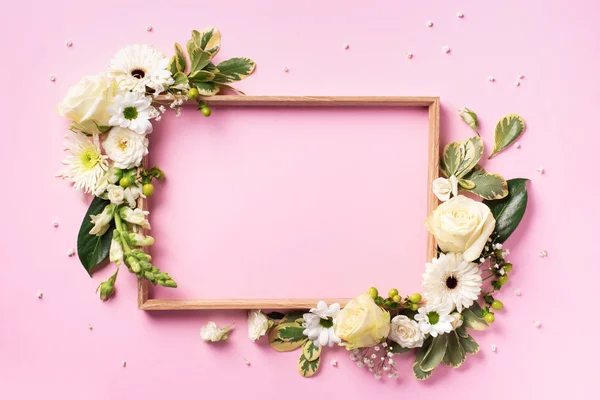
top-left (422, 252), bottom-right (483, 312)
top-left (302, 301), bottom-right (341, 348)
top-left (102, 127), bottom-right (148, 169)
top-left (57, 131), bottom-right (108, 193)
top-left (108, 44), bottom-right (173, 93)
top-left (107, 91), bottom-right (155, 134)
top-left (414, 303), bottom-right (454, 337)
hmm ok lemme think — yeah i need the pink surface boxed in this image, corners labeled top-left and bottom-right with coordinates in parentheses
top-left (1, 0), bottom-right (598, 398)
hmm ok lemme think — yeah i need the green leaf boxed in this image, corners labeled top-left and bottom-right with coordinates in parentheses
top-left (440, 136), bottom-right (484, 179)
top-left (413, 337), bottom-right (433, 380)
top-left (301, 340), bottom-right (321, 362)
top-left (191, 27), bottom-right (221, 56)
top-left (484, 178), bottom-right (529, 243)
top-left (173, 43), bottom-right (187, 73)
top-left (188, 70), bottom-right (216, 84)
top-left (461, 302), bottom-right (489, 331)
top-left (456, 329), bottom-right (480, 354)
top-left (189, 48), bottom-right (211, 72)
top-left (191, 82), bottom-right (220, 96)
top-left (459, 107), bottom-right (479, 135)
top-left (214, 83), bottom-right (246, 95)
top-left (77, 197), bottom-right (114, 275)
top-left (442, 331), bottom-right (466, 368)
top-left (213, 57), bottom-right (256, 83)
top-left (489, 114), bottom-right (526, 159)
top-left (298, 352), bottom-right (320, 377)
top-left (387, 341), bottom-right (414, 354)
top-left (268, 312), bottom-right (307, 352)
top-left (172, 72), bottom-right (188, 86)
top-left (168, 56), bottom-right (179, 76)
top-left (420, 334), bottom-right (448, 372)
top-left (463, 165), bottom-right (508, 200)
top-left (458, 179), bottom-right (475, 190)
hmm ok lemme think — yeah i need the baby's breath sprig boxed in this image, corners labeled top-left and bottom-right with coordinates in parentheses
top-left (477, 236), bottom-right (511, 323)
top-left (349, 343), bottom-right (399, 380)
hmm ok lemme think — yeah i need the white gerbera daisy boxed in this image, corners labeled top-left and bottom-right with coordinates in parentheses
top-left (414, 303), bottom-right (454, 337)
top-left (422, 252), bottom-right (483, 312)
top-left (107, 92), bottom-right (155, 134)
top-left (57, 131), bottom-right (108, 193)
top-left (108, 44), bottom-right (173, 93)
top-left (102, 127), bottom-right (149, 169)
top-left (302, 301), bottom-right (341, 348)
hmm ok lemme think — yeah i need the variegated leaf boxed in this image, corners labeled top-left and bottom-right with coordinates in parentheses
top-left (213, 57), bottom-right (256, 83)
top-left (461, 302), bottom-right (489, 331)
top-left (413, 336), bottom-right (433, 380)
top-left (459, 107), bottom-right (479, 135)
top-left (483, 178), bottom-right (529, 243)
top-left (192, 82), bottom-right (220, 96)
top-left (191, 27), bottom-right (221, 57)
top-left (215, 83), bottom-right (246, 95)
top-left (188, 70), bottom-right (216, 84)
top-left (173, 43), bottom-right (187, 73)
top-left (457, 329), bottom-right (480, 355)
top-left (172, 72), bottom-right (188, 86)
top-left (463, 165), bottom-right (508, 200)
top-left (298, 352), bottom-right (320, 377)
top-left (387, 341), bottom-right (414, 355)
top-left (268, 312), bottom-right (307, 352)
top-left (301, 339), bottom-right (321, 362)
top-left (189, 48), bottom-right (211, 73)
top-left (419, 334), bottom-right (448, 372)
top-left (441, 136), bottom-right (484, 179)
top-left (168, 56), bottom-right (180, 76)
top-left (489, 114), bottom-right (526, 159)
top-left (442, 331), bottom-right (466, 368)
top-left (458, 179), bottom-right (475, 190)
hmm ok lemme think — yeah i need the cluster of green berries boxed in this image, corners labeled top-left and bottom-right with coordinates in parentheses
top-left (368, 287), bottom-right (422, 311)
top-left (187, 88), bottom-right (212, 117)
top-left (118, 166), bottom-right (165, 198)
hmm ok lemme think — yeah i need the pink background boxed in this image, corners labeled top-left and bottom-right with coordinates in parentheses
top-left (1, 0), bottom-right (598, 398)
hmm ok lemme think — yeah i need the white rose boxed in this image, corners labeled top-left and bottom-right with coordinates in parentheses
top-left (247, 310), bottom-right (272, 342)
top-left (57, 73), bottom-right (116, 134)
top-left (102, 127), bottom-right (149, 169)
top-left (450, 312), bottom-right (464, 330)
top-left (432, 175), bottom-right (458, 201)
top-left (388, 315), bottom-right (424, 349)
top-left (107, 184), bottom-right (125, 205)
top-left (200, 322), bottom-right (233, 342)
top-left (425, 195), bottom-right (496, 262)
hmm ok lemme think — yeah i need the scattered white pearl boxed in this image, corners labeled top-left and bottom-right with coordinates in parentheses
top-left (515, 142), bottom-right (521, 149)
top-left (537, 167), bottom-right (545, 174)
top-left (406, 52), bottom-right (413, 59)
top-left (49, 75), bottom-right (56, 82)
top-left (443, 46), bottom-right (451, 53)
top-left (88, 324), bottom-right (93, 330)
top-left (533, 320), bottom-right (542, 328)
top-left (457, 12), bottom-right (464, 18)
top-left (426, 20), bottom-right (434, 27)
top-left (538, 249), bottom-right (548, 258)
top-left (514, 289), bottom-right (522, 296)
top-left (283, 66), bottom-right (289, 73)
top-left (37, 291), bottom-right (43, 299)
top-left (343, 43), bottom-right (349, 50)
top-left (52, 220), bottom-right (59, 227)
top-left (488, 76), bottom-right (495, 82)
top-left (244, 358), bottom-right (251, 366)
top-left (122, 361), bottom-right (127, 367)
top-left (146, 25), bottom-right (153, 32)
top-left (517, 73), bottom-right (525, 79)
top-left (66, 40), bottom-right (73, 47)
top-left (331, 360), bottom-right (338, 367)
top-left (67, 248), bottom-right (76, 257)
top-left (491, 344), bottom-right (497, 352)
top-left (515, 81), bottom-right (521, 87)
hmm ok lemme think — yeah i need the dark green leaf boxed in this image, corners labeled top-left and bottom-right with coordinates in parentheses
top-left (483, 178), bottom-right (529, 243)
top-left (387, 342), bottom-right (414, 354)
top-left (77, 197), bottom-right (114, 275)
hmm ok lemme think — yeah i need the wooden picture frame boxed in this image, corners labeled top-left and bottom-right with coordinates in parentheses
top-left (137, 95), bottom-right (440, 311)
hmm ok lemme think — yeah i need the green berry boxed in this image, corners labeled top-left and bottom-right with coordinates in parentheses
top-left (392, 294), bottom-right (401, 303)
top-left (119, 176), bottom-right (131, 188)
top-left (503, 263), bottom-right (513, 273)
top-left (498, 275), bottom-right (509, 285)
top-left (142, 183), bottom-right (154, 197)
top-left (410, 303), bottom-right (419, 311)
top-left (388, 288), bottom-right (399, 298)
top-left (201, 107), bottom-right (211, 117)
top-left (491, 300), bottom-right (504, 310)
top-left (188, 88), bottom-right (199, 99)
top-left (368, 287), bottom-right (379, 299)
top-left (484, 313), bottom-right (495, 323)
top-left (409, 293), bottom-right (422, 304)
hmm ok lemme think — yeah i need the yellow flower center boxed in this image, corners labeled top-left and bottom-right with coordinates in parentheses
top-left (79, 148), bottom-right (101, 170)
top-left (118, 138), bottom-right (129, 151)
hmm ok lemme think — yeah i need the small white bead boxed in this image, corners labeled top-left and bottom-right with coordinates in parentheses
top-left (515, 142), bottom-right (521, 149)
top-left (533, 320), bottom-right (542, 328)
top-left (331, 360), bottom-right (338, 367)
top-left (491, 344), bottom-right (497, 352)
top-left (343, 43), bottom-right (349, 50)
top-left (514, 289), bottom-right (521, 296)
top-left (515, 81), bottom-right (521, 86)
top-left (387, 351), bottom-right (394, 358)
top-left (37, 291), bottom-right (43, 299)
top-left (283, 66), bottom-right (289, 72)
top-left (49, 75), bottom-right (56, 82)
top-left (122, 361), bottom-right (127, 367)
top-left (488, 76), bottom-right (495, 82)
top-left (88, 324), bottom-right (93, 330)
top-left (443, 46), bottom-right (451, 53)
top-left (457, 12), bottom-right (464, 18)
top-left (381, 342), bottom-right (387, 348)
top-left (146, 25), bottom-right (153, 32)
top-left (406, 52), bottom-right (413, 59)
top-left (67, 248), bottom-right (76, 257)
top-left (538, 250), bottom-right (548, 258)
top-left (517, 73), bottom-right (525, 79)
top-left (66, 40), bottom-right (73, 47)
top-left (52, 220), bottom-right (59, 227)
top-left (244, 358), bottom-right (251, 366)
top-left (537, 167), bottom-right (545, 174)
top-left (426, 20), bottom-right (434, 27)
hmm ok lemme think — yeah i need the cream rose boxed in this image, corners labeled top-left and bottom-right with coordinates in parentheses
top-left (432, 175), bottom-right (458, 201)
top-left (57, 73), bottom-right (116, 134)
top-left (425, 195), bottom-right (495, 262)
top-left (102, 127), bottom-right (149, 169)
top-left (247, 310), bottom-right (272, 342)
top-left (333, 293), bottom-right (390, 350)
top-left (388, 315), bottom-right (424, 349)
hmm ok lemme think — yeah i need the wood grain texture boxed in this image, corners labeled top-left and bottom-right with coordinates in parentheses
top-left (138, 95), bottom-right (440, 310)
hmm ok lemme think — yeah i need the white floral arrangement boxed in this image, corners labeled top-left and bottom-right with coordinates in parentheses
top-left (57, 28), bottom-right (255, 299)
top-left (237, 111), bottom-right (530, 379)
